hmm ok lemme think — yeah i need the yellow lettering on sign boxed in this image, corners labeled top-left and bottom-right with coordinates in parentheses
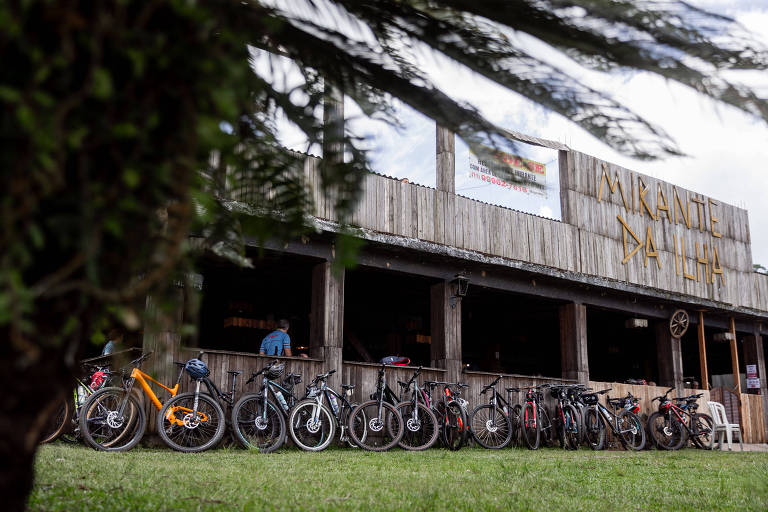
top-left (638, 178), bottom-right (656, 220)
top-left (617, 215), bottom-right (642, 264)
top-left (680, 236), bottom-right (696, 281)
top-left (709, 198), bottom-right (722, 238)
top-left (695, 243), bottom-right (710, 284)
top-left (598, 164), bottom-right (630, 212)
top-left (656, 185), bottom-right (672, 223)
top-left (712, 245), bottom-right (725, 285)
top-left (691, 196), bottom-right (706, 233)
top-left (674, 188), bottom-right (691, 229)
top-left (644, 226), bottom-right (661, 269)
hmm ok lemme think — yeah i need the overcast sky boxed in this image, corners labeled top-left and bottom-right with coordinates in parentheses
top-left (273, 0), bottom-right (768, 268)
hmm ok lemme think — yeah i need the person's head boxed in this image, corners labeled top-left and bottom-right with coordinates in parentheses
top-left (277, 319), bottom-right (290, 332)
top-left (107, 327), bottom-right (125, 343)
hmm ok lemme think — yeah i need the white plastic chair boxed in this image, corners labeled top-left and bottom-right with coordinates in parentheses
top-left (707, 401), bottom-right (743, 451)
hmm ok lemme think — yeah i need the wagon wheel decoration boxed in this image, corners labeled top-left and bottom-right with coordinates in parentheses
top-left (669, 309), bottom-right (689, 338)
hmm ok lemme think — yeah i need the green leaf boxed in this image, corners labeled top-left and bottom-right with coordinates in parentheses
top-left (92, 68), bottom-right (113, 99)
top-left (67, 126), bottom-right (89, 148)
top-left (112, 123), bottom-right (138, 138)
top-left (122, 168), bottom-right (141, 188)
top-left (0, 85), bottom-right (21, 103)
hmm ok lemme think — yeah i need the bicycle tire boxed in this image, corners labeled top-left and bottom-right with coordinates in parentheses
top-left (617, 410), bottom-right (646, 451)
top-left (396, 401), bottom-right (439, 451)
top-left (157, 392), bottom-right (226, 452)
top-left (231, 393), bottom-right (286, 453)
top-left (348, 400), bottom-right (403, 451)
top-left (562, 404), bottom-right (581, 450)
top-left (469, 404), bottom-right (512, 449)
top-left (40, 396), bottom-right (72, 444)
top-left (691, 413), bottom-right (714, 450)
top-left (441, 400), bottom-right (467, 451)
top-left (509, 404), bottom-right (523, 447)
top-left (583, 407), bottom-right (605, 450)
top-left (538, 405), bottom-right (554, 447)
top-left (647, 411), bottom-right (685, 450)
top-left (79, 387), bottom-right (146, 452)
top-left (289, 399), bottom-right (336, 452)
top-left (521, 403), bottom-right (540, 450)
top-left (341, 402), bottom-right (366, 448)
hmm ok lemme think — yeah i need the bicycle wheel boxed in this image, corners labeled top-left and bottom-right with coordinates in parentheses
top-left (348, 400), bottom-right (403, 451)
top-left (441, 400), bottom-right (467, 451)
top-left (80, 387), bottom-right (145, 451)
top-left (691, 413), bottom-right (714, 450)
top-left (341, 403), bottom-right (366, 448)
top-left (647, 411), bottom-right (685, 450)
top-left (521, 403), bottom-right (540, 450)
top-left (583, 408), bottom-right (605, 450)
top-left (562, 404), bottom-right (581, 450)
top-left (469, 404), bottom-right (512, 449)
top-left (40, 396), bottom-right (72, 444)
top-left (538, 405), bottom-right (554, 447)
top-left (157, 392), bottom-right (226, 452)
top-left (289, 399), bottom-right (336, 452)
top-left (509, 404), bottom-right (523, 447)
top-left (396, 401), bottom-right (439, 451)
top-left (231, 393), bottom-right (286, 453)
top-left (617, 410), bottom-right (646, 451)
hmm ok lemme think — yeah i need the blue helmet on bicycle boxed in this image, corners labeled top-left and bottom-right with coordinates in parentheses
top-left (185, 358), bottom-right (210, 380)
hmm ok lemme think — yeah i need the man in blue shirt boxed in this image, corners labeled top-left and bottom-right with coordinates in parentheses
top-left (259, 319), bottom-right (292, 356)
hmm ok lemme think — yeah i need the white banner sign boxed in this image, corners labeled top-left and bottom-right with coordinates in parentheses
top-left (747, 377), bottom-right (761, 389)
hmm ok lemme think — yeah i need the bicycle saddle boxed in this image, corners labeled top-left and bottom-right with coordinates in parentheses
top-left (341, 384), bottom-right (355, 390)
top-left (227, 370), bottom-right (243, 376)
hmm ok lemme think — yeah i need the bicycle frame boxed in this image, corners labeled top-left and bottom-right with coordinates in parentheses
top-left (123, 367), bottom-right (180, 414)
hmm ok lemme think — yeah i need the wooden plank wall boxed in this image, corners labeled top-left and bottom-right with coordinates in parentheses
top-left (341, 362), bottom-right (446, 405)
top-left (298, 155), bottom-right (765, 313)
top-left (742, 393), bottom-right (767, 444)
top-left (178, 348), bottom-right (327, 401)
top-left (462, 371), bottom-right (576, 412)
top-left (588, 381), bottom-right (709, 420)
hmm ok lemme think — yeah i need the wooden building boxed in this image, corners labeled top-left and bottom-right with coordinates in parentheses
top-left (142, 123), bottom-right (768, 443)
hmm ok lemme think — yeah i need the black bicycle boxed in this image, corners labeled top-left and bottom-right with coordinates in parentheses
top-left (424, 380), bottom-right (470, 450)
top-left (231, 360), bottom-right (303, 453)
top-left (520, 384), bottom-right (554, 450)
top-left (347, 363), bottom-right (405, 451)
top-left (582, 388), bottom-right (646, 451)
top-left (394, 367), bottom-right (440, 451)
top-left (550, 384), bottom-right (582, 450)
top-left (469, 375), bottom-right (513, 449)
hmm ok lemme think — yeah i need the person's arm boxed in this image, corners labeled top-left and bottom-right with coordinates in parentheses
top-left (283, 334), bottom-right (292, 357)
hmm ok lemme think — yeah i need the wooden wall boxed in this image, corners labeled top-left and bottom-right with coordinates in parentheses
top-left (742, 393), bottom-right (767, 444)
top-left (293, 155), bottom-right (766, 314)
top-left (342, 362), bottom-right (446, 405)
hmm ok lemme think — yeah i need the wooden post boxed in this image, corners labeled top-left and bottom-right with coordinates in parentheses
top-left (559, 303), bottom-right (589, 384)
top-left (697, 311), bottom-right (709, 390)
top-left (744, 324), bottom-right (768, 439)
top-left (141, 287), bottom-right (185, 433)
top-left (323, 85), bottom-right (344, 165)
top-left (436, 124), bottom-right (455, 193)
top-left (656, 321), bottom-right (684, 396)
top-left (310, 261), bottom-right (344, 392)
top-left (431, 281), bottom-right (462, 383)
top-left (729, 317), bottom-right (742, 395)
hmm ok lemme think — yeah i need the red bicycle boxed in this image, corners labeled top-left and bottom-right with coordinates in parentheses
top-left (647, 388), bottom-right (713, 450)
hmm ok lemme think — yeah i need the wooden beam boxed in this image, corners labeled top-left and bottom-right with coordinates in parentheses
top-left (436, 124), bottom-right (455, 193)
top-left (430, 281), bottom-right (462, 382)
top-left (559, 303), bottom-right (589, 384)
top-left (729, 317), bottom-right (742, 395)
top-left (310, 261), bottom-right (344, 391)
top-left (697, 311), bottom-right (709, 390)
top-left (656, 321), bottom-right (684, 395)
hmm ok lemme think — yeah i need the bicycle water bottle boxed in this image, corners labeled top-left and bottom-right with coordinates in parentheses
top-left (76, 385), bottom-right (88, 406)
top-left (274, 391), bottom-right (288, 412)
top-left (328, 393), bottom-right (339, 415)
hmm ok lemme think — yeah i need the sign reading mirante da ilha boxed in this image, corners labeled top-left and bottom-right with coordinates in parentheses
top-left (596, 163), bottom-right (726, 285)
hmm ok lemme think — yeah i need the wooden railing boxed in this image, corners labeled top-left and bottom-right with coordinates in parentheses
top-left (341, 361), bottom-right (446, 405)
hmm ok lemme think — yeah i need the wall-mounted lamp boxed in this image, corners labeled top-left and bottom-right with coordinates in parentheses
top-left (450, 273), bottom-right (470, 309)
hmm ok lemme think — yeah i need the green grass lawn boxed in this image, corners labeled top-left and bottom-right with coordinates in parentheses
top-left (30, 443), bottom-right (768, 511)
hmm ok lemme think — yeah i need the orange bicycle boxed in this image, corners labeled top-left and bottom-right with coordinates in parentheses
top-left (79, 352), bottom-right (184, 451)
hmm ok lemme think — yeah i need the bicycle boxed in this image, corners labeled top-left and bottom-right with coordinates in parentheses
top-left (231, 360), bottom-right (303, 453)
top-left (582, 388), bottom-right (646, 451)
top-left (394, 367), bottom-right (440, 451)
top-left (469, 375), bottom-right (513, 449)
top-left (550, 384), bottom-right (582, 450)
top-left (520, 384), bottom-right (554, 450)
top-left (288, 368), bottom-right (368, 451)
top-left (156, 355), bottom-right (238, 452)
top-left (41, 363), bottom-right (112, 444)
top-left (647, 388), bottom-right (712, 450)
top-left (79, 352), bottom-right (184, 451)
top-left (347, 363), bottom-right (405, 451)
top-left (423, 380), bottom-right (469, 450)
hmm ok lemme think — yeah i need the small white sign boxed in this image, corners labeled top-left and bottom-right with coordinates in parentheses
top-left (747, 377), bottom-right (761, 389)
top-left (746, 364), bottom-right (758, 378)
